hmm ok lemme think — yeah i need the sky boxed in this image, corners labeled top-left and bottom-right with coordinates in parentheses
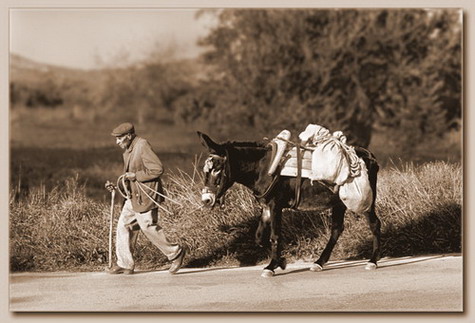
top-left (10, 9), bottom-right (217, 70)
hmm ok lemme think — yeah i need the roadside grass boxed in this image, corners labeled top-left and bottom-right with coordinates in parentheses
top-left (10, 146), bottom-right (198, 204)
top-left (10, 109), bottom-right (203, 152)
top-left (10, 114), bottom-right (204, 203)
top-left (9, 160), bottom-right (462, 272)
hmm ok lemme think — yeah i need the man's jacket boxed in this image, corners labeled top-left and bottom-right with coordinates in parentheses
top-left (123, 136), bottom-right (165, 213)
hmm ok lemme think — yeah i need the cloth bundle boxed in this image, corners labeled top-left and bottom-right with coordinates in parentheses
top-left (299, 124), bottom-right (373, 213)
top-left (339, 157), bottom-right (373, 213)
top-left (299, 124), bottom-right (351, 185)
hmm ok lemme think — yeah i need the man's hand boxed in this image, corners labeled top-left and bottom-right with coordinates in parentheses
top-left (105, 181), bottom-right (116, 192)
top-left (124, 172), bottom-right (137, 181)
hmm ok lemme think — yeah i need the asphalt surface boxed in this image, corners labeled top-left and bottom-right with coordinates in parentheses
top-left (9, 254), bottom-right (463, 312)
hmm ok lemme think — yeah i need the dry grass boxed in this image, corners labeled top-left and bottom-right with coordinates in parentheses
top-left (9, 160), bottom-right (462, 272)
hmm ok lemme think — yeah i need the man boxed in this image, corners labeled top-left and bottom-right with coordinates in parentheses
top-left (105, 122), bottom-right (186, 275)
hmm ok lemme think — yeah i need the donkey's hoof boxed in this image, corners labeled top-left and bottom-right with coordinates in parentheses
top-left (365, 262), bottom-right (378, 270)
top-left (310, 263), bottom-right (323, 272)
top-left (261, 269), bottom-right (274, 278)
top-left (279, 258), bottom-right (287, 270)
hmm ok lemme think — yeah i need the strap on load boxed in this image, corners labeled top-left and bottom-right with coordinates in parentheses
top-left (290, 144), bottom-right (303, 209)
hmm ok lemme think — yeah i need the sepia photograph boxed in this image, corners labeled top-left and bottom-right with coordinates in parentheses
top-left (5, 2), bottom-right (465, 315)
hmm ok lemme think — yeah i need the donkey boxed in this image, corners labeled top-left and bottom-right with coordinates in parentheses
top-left (197, 131), bottom-right (381, 277)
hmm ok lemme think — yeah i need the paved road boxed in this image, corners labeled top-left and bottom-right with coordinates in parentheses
top-left (9, 254), bottom-right (462, 312)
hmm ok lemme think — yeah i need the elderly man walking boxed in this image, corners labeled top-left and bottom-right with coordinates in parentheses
top-left (105, 122), bottom-right (186, 275)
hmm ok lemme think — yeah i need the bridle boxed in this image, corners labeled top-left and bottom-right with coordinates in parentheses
top-left (201, 153), bottom-right (229, 207)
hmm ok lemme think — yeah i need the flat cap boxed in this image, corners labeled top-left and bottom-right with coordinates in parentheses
top-left (111, 122), bottom-right (135, 137)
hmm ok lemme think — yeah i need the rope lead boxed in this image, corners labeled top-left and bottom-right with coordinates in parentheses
top-left (116, 174), bottom-right (183, 215)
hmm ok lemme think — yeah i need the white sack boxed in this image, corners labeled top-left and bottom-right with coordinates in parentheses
top-left (299, 124), bottom-right (353, 185)
top-left (299, 124), bottom-right (330, 143)
top-left (309, 138), bottom-right (351, 185)
top-left (339, 158), bottom-right (373, 213)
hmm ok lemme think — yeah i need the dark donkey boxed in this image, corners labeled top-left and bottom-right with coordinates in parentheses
top-left (197, 131), bottom-right (381, 277)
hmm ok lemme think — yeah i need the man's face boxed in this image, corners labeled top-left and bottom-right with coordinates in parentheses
top-left (116, 134), bottom-right (132, 150)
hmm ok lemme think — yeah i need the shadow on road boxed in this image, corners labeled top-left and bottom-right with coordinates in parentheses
top-left (272, 254), bottom-right (460, 277)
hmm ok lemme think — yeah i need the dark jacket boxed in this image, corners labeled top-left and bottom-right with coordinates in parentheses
top-left (123, 136), bottom-right (165, 213)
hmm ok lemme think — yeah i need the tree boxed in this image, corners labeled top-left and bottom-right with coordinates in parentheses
top-left (193, 9), bottom-right (461, 149)
top-left (370, 9), bottom-right (461, 149)
top-left (93, 44), bottom-right (196, 126)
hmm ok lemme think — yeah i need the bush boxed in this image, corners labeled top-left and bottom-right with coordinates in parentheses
top-left (10, 161), bottom-right (462, 272)
top-left (10, 177), bottom-right (110, 271)
top-left (195, 9), bottom-right (461, 149)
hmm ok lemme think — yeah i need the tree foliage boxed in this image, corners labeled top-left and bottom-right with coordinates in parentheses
top-left (93, 54), bottom-right (197, 125)
top-left (9, 9), bottom-right (461, 152)
top-left (192, 9), bottom-right (461, 148)
top-left (10, 72), bottom-right (64, 108)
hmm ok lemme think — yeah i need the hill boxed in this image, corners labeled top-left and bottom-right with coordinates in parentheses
top-left (10, 53), bottom-right (101, 83)
top-left (10, 52), bottom-right (203, 84)
top-left (10, 52), bottom-right (204, 110)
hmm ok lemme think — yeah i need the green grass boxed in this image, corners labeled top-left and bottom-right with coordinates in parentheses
top-left (9, 160), bottom-right (462, 272)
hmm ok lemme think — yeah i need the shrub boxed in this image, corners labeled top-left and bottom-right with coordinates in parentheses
top-left (10, 177), bottom-right (110, 271)
top-left (10, 161), bottom-right (462, 272)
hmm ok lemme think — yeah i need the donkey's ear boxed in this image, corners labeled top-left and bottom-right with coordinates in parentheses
top-left (197, 131), bottom-right (223, 154)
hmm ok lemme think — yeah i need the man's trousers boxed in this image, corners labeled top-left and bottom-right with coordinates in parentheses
top-left (115, 199), bottom-right (181, 270)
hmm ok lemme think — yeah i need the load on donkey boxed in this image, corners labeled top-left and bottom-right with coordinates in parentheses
top-left (198, 124), bottom-right (381, 277)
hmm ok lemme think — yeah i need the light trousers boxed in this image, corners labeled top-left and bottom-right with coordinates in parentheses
top-left (116, 199), bottom-right (181, 270)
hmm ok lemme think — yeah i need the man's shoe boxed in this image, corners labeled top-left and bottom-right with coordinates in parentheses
top-left (169, 247), bottom-right (186, 274)
top-left (107, 264), bottom-right (134, 275)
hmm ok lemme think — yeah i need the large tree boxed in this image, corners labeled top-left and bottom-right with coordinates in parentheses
top-left (193, 9), bottom-right (461, 148)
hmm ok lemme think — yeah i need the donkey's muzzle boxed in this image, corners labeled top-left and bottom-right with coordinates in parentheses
top-left (201, 188), bottom-right (216, 208)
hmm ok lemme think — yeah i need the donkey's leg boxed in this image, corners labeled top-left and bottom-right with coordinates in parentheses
top-left (363, 208), bottom-right (381, 270)
top-left (255, 205), bottom-right (271, 247)
top-left (311, 202), bottom-right (346, 272)
top-left (262, 204), bottom-right (286, 277)
top-left (364, 161), bottom-right (381, 270)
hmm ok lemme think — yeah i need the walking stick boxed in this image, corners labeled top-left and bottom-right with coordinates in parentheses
top-left (108, 189), bottom-right (115, 269)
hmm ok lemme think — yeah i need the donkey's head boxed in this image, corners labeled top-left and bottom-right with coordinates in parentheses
top-left (197, 132), bottom-right (233, 208)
